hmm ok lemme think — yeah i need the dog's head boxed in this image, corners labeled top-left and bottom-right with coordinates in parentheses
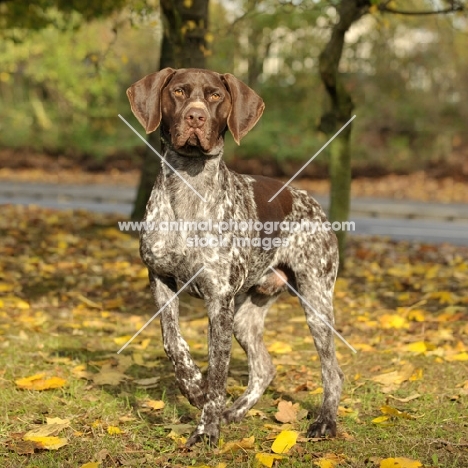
top-left (126, 68), bottom-right (265, 157)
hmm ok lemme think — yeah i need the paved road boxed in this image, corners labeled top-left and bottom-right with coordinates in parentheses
top-left (1, 181), bottom-right (467, 245)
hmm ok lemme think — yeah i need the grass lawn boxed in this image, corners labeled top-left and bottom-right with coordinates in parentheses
top-left (0, 205), bottom-right (467, 467)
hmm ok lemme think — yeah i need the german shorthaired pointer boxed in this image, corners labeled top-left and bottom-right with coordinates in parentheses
top-left (126, 68), bottom-right (343, 446)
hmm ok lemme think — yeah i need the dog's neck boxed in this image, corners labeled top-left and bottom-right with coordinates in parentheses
top-left (155, 145), bottom-right (231, 218)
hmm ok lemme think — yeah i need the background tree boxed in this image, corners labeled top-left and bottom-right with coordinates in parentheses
top-left (318, 0), bottom-right (465, 270)
top-left (131, 0), bottom-right (210, 220)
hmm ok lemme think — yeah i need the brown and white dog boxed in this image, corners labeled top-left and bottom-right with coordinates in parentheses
top-left (126, 68), bottom-right (343, 446)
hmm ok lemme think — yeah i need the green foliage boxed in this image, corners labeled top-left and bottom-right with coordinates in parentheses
top-left (0, 0), bottom-right (128, 30)
top-left (0, 0), bottom-right (467, 172)
top-left (0, 17), bottom-right (158, 157)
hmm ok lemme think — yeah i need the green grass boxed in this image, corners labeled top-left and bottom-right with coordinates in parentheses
top-left (0, 205), bottom-right (467, 467)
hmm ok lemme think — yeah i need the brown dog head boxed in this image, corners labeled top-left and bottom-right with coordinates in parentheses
top-left (126, 68), bottom-right (265, 156)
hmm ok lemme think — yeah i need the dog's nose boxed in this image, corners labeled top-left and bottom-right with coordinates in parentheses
top-left (185, 107), bottom-right (207, 128)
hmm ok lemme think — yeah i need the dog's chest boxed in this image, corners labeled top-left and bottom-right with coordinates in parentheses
top-left (139, 186), bottom-right (243, 276)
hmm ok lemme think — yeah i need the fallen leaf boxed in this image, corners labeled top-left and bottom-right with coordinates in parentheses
top-left (6, 439), bottom-right (39, 455)
top-left (113, 335), bottom-right (132, 346)
top-left (80, 463), bottom-right (101, 468)
top-left (380, 405), bottom-right (415, 420)
top-left (409, 368), bottom-right (423, 381)
top-left (371, 364), bottom-right (415, 393)
top-left (388, 393), bottom-right (421, 403)
top-left (15, 374), bottom-right (67, 391)
top-left (275, 400), bottom-right (301, 423)
top-left (380, 457), bottom-right (422, 468)
top-left (92, 365), bottom-right (128, 386)
top-left (404, 341), bottom-right (428, 354)
top-left (134, 376), bottom-right (160, 387)
top-left (255, 453), bottom-right (285, 467)
top-left (24, 418), bottom-right (70, 438)
top-left (23, 435), bottom-right (68, 450)
top-left (218, 435), bottom-right (255, 454)
top-left (372, 415), bottom-right (391, 424)
top-left (106, 426), bottom-right (121, 435)
top-left (247, 408), bottom-right (268, 419)
top-left (445, 352), bottom-right (468, 362)
top-left (314, 453), bottom-right (347, 467)
top-left (271, 430), bottom-right (298, 454)
top-left (379, 314), bottom-right (409, 329)
top-left (144, 399), bottom-right (165, 410)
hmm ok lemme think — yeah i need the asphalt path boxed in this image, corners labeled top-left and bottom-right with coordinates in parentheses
top-left (1, 181), bottom-right (467, 245)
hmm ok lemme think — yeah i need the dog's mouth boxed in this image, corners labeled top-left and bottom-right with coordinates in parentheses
top-left (173, 127), bottom-right (214, 155)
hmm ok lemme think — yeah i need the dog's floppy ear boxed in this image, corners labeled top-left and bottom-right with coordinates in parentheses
top-left (221, 74), bottom-right (265, 145)
top-left (126, 68), bottom-right (176, 134)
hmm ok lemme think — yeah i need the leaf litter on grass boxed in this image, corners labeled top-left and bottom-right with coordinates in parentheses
top-left (0, 205), bottom-right (467, 466)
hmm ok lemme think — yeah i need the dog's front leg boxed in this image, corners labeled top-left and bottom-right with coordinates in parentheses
top-left (186, 295), bottom-right (235, 447)
top-left (149, 272), bottom-right (205, 409)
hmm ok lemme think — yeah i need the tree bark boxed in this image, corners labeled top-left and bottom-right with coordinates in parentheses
top-left (318, 0), bottom-right (368, 271)
top-left (131, 0), bottom-right (209, 221)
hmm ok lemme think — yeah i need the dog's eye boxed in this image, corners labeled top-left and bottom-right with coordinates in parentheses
top-left (210, 93), bottom-right (221, 101)
top-left (174, 89), bottom-right (184, 97)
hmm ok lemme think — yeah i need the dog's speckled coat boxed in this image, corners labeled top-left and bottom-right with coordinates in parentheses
top-left (126, 68), bottom-right (343, 446)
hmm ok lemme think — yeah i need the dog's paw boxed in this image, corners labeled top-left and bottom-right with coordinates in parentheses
top-left (306, 418), bottom-right (337, 438)
top-left (185, 423), bottom-right (220, 447)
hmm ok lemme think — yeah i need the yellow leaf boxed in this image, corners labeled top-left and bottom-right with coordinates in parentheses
top-left (107, 426), bottom-right (121, 435)
top-left (268, 341), bottom-right (293, 354)
top-left (409, 368), bottom-right (423, 381)
top-left (145, 399), bottom-right (165, 410)
top-left (15, 374), bottom-right (67, 391)
top-left (408, 310), bottom-right (425, 322)
top-left (183, 0), bottom-right (193, 7)
top-left (113, 335), bottom-right (132, 346)
top-left (81, 463), bottom-right (101, 468)
top-left (405, 341), bottom-right (427, 354)
top-left (379, 314), bottom-right (408, 329)
top-left (372, 415), bottom-right (390, 424)
top-left (271, 430), bottom-right (298, 454)
top-left (314, 459), bottom-right (336, 468)
top-left (255, 453), bottom-right (285, 467)
top-left (380, 457), bottom-right (422, 468)
top-left (314, 453), bottom-right (346, 467)
top-left (446, 352), bottom-right (468, 362)
top-left (3, 296), bottom-right (29, 309)
top-left (218, 435), bottom-right (255, 453)
top-left (309, 387), bottom-right (324, 395)
top-left (380, 405), bottom-right (415, 420)
top-left (371, 364), bottom-right (415, 393)
top-left (431, 291), bottom-right (457, 305)
top-left (23, 435), bottom-right (68, 450)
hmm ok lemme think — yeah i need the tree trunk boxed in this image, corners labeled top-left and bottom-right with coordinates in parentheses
top-left (318, 0), bottom-right (368, 271)
top-left (131, 0), bottom-right (209, 221)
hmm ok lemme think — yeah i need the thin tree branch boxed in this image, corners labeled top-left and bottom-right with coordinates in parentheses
top-left (379, 2), bottom-right (464, 16)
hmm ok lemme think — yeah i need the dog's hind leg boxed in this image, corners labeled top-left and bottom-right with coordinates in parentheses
top-left (296, 271), bottom-right (344, 437)
top-left (222, 291), bottom-right (278, 424)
